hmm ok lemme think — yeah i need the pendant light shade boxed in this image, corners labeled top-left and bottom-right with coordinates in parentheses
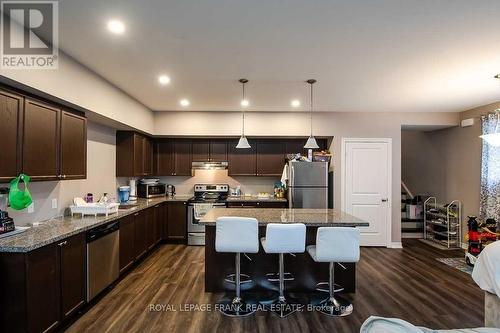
top-left (304, 79), bottom-right (319, 149)
top-left (236, 136), bottom-right (251, 148)
top-left (479, 110), bottom-right (500, 146)
top-left (304, 136), bottom-right (319, 149)
top-left (236, 78), bottom-right (251, 149)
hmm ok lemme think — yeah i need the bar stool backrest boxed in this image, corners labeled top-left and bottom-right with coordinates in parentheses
top-left (265, 223), bottom-right (306, 253)
top-left (316, 227), bottom-right (360, 262)
top-left (215, 217), bottom-right (259, 253)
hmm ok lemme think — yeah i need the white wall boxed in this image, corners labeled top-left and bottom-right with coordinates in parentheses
top-left (1, 19), bottom-right (154, 133)
top-left (154, 111), bottom-right (461, 243)
top-left (2, 122), bottom-right (118, 226)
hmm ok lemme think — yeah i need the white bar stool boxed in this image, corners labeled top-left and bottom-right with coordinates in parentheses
top-left (307, 227), bottom-right (360, 317)
top-left (215, 216), bottom-right (259, 317)
top-left (261, 223), bottom-right (306, 317)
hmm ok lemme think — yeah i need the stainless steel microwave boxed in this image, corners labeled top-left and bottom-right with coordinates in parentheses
top-left (137, 183), bottom-right (166, 198)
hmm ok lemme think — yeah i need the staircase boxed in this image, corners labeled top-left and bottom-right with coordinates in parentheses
top-left (401, 182), bottom-right (424, 239)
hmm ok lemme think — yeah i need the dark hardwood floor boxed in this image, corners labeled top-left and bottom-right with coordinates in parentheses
top-left (66, 240), bottom-right (484, 332)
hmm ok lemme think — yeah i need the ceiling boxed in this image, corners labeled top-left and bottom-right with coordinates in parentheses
top-left (48, 0), bottom-right (500, 112)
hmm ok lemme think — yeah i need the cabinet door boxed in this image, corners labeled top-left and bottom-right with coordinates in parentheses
top-left (256, 140), bottom-right (285, 176)
top-left (210, 139), bottom-right (228, 162)
top-left (166, 201), bottom-right (187, 241)
top-left (134, 210), bottom-right (147, 259)
top-left (146, 207), bottom-right (156, 250)
top-left (23, 98), bottom-right (60, 180)
top-left (143, 136), bottom-right (153, 176)
top-left (155, 139), bottom-right (174, 176)
top-left (227, 139), bottom-right (256, 176)
top-left (60, 111), bottom-right (87, 180)
top-left (119, 215), bottom-right (135, 273)
top-left (59, 233), bottom-right (86, 320)
top-left (26, 243), bottom-right (60, 333)
top-left (154, 204), bottom-right (163, 243)
top-left (173, 139), bottom-right (192, 176)
top-left (0, 89), bottom-right (23, 181)
top-left (133, 134), bottom-right (144, 176)
top-left (191, 139), bottom-right (210, 161)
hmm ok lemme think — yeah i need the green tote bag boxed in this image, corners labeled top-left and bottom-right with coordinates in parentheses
top-left (9, 174), bottom-right (33, 210)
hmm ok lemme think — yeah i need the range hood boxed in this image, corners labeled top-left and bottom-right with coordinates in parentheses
top-left (191, 161), bottom-right (228, 170)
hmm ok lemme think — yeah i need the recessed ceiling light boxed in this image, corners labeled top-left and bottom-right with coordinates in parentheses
top-left (107, 19), bottom-right (125, 34)
top-left (291, 99), bottom-right (301, 107)
top-left (158, 75), bottom-right (171, 85)
top-left (240, 99), bottom-right (249, 107)
top-left (180, 99), bottom-right (190, 107)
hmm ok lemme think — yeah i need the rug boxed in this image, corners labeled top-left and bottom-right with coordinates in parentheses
top-left (435, 257), bottom-right (473, 275)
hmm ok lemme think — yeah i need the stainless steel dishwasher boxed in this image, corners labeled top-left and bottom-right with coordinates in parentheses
top-left (86, 221), bottom-right (120, 301)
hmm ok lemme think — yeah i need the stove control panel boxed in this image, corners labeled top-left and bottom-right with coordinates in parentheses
top-left (194, 184), bottom-right (229, 193)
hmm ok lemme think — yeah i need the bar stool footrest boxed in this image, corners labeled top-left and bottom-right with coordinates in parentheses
top-left (316, 296), bottom-right (353, 317)
top-left (266, 272), bottom-right (294, 282)
top-left (224, 273), bottom-right (252, 284)
top-left (315, 282), bottom-right (344, 293)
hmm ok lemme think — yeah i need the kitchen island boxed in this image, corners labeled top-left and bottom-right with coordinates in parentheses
top-left (200, 208), bottom-right (369, 293)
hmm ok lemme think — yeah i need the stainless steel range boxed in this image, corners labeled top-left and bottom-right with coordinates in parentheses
top-left (187, 184), bottom-right (229, 246)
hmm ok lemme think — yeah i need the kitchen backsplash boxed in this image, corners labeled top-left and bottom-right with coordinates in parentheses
top-left (117, 169), bottom-right (280, 196)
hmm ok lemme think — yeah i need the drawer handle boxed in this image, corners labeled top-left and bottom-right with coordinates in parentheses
top-left (134, 213), bottom-right (139, 216)
top-left (58, 240), bottom-right (67, 247)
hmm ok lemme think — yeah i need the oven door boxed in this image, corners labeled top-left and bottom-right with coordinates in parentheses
top-left (187, 203), bottom-right (225, 233)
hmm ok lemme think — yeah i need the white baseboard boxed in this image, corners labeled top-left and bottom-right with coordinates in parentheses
top-left (388, 242), bottom-right (403, 249)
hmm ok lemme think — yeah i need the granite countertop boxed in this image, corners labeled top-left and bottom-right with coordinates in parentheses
top-left (0, 195), bottom-right (192, 253)
top-left (226, 196), bottom-right (288, 202)
top-left (200, 208), bottom-right (369, 227)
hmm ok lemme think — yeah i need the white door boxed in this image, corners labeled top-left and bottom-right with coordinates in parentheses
top-left (342, 139), bottom-right (391, 247)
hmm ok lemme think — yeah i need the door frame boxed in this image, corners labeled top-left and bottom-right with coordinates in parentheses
top-left (341, 138), bottom-right (393, 247)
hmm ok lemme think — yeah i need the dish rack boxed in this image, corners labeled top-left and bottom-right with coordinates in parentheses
top-left (424, 197), bottom-right (461, 249)
top-left (69, 203), bottom-right (120, 217)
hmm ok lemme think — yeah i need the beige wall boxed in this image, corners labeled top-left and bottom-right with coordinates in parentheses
top-left (2, 122), bottom-right (118, 226)
top-left (154, 111), bottom-right (460, 244)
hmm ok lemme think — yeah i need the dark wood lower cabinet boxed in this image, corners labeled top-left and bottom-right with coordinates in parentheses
top-left (119, 214), bottom-right (136, 273)
top-left (26, 243), bottom-right (61, 333)
top-left (164, 201), bottom-right (187, 242)
top-left (146, 207), bottom-right (156, 249)
top-left (0, 233), bottom-right (86, 333)
top-left (59, 233), bottom-right (86, 320)
top-left (134, 210), bottom-right (148, 259)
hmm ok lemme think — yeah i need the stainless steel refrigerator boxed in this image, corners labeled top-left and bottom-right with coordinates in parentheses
top-left (288, 161), bottom-right (328, 208)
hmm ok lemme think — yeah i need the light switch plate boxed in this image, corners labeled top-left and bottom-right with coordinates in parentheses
top-left (28, 203), bottom-right (34, 213)
top-left (52, 198), bottom-right (58, 209)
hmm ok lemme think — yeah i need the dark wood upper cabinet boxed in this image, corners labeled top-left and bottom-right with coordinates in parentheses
top-left (26, 243), bottom-right (61, 333)
top-left (117, 131), bottom-right (153, 177)
top-left (227, 139), bottom-right (257, 176)
top-left (210, 139), bottom-right (228, 162)
top-left (119, 215), bottom-right (135, 274)
top-left (173, 139), bottom-right (192, 176)
top-left (23, 98), bottom-right (60, 180)
top-left (60, 111), bottom-right (87, 180)
top-left (0, 89), bottom-right (23, 181)
top-left (59, 233), bottom-right (86, 320)
top-left (165, 201), bottom-right (187, 241)
top-left (154, 139), bottom-right (174, 176)
top-left (191, 139), bottom-right (210, 161)
top-left (144, 136), bottom-right (153, 175)
top-left (256, 140), bottom-right (285, 176)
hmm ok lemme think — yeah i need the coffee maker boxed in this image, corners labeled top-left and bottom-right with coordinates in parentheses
top-left (0, 188), bottom-right (14, 235)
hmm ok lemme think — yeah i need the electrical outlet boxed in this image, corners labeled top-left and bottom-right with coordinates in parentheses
top-left (51, 198), bottom-right (58, 209)
top-left (28, 203), bottom-right (34, 213)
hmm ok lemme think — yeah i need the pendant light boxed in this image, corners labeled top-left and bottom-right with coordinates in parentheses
top-left (236, 78), bottom-right (251, 149)
top-left (479, 110), bottom-right (500, 146)
top-left (304, 79), bottom-right (319, 149)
